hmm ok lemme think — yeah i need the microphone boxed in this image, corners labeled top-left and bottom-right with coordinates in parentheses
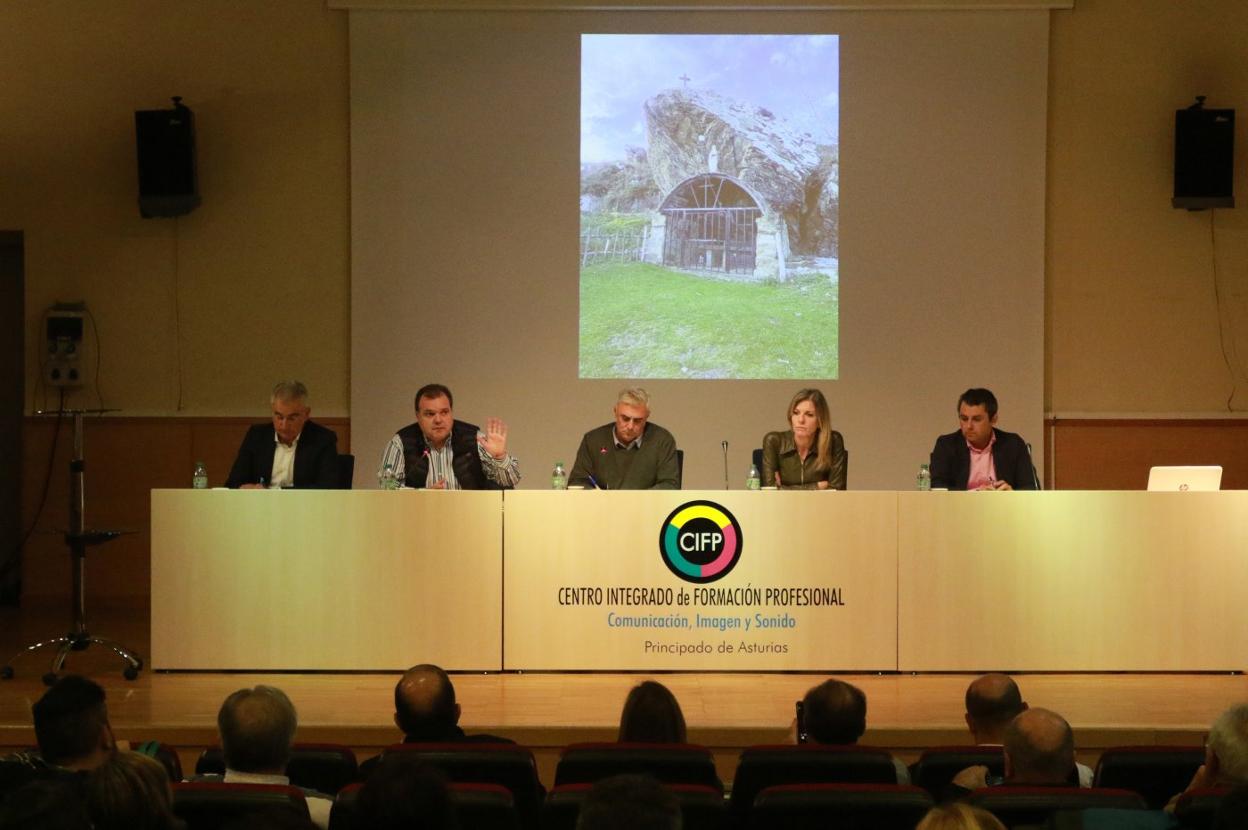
top-left (721, 440), bottom-right (730, 490)
top-left (1026, 442), bottom-right (1042, 491)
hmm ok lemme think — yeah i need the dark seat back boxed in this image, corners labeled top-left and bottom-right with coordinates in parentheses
top-left (553, 742), bottom-right (722, 791)
top-left (378, 743), bottom-right (542, 829)
top-left (750, 782), bottom-right (934, 830)
top-left (910, 745), bottom-right (1005, 798)
top-left (330, 780), bottom-right (520, 830)
top-left (1173, 785), bottom-right (1234, 830)
top-left (729, 744), bottom-right (900, 819)
top-left (195, 742), bottom-right (359, 795)
top-left (337, 454), bottom-right (355, 489)
top-left (543, 782), bottom-right (725, 830)
top-left (967, 785), bottom-right (1147, 828)
top-left (172, 781), bottom-right (309, 830)
top-left (1093, 745), bottom-right (1205, 810)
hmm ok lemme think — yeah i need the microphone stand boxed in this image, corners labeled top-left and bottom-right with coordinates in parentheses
top-left (1, 408), bottom-right (143, 684)
top-left (1026, 442), bottom-right (1043, 491)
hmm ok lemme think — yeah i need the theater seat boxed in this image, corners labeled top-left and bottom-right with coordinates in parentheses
top-left (967, 785), bottom-right (1148, 828)
top-left (195, 742), bottom-right (359, 795)
top-left (729, 744), bottom-right (901, 820)
top-left (329, 781), bottom-right (520, 830)
top-left (749, 782), bottom-right (934, 830)
top-left (543, 782), bottom-right (726, 830)
top-left (377, 743), bottom-right (543, 829)
top-left (909, 745), bottom-right (1005, 798)
top-left (1172, 786), bottom-right (1234, 830)
top-left (1092, 745), bottom-right (1205, 809)
top-left (553, 742), bottom-right (723, 791)
top-left (172, 781), bottom-right (309, 830)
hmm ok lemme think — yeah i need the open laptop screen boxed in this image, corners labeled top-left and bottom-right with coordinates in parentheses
top-left (1146, 465), bottom-right (1223, 492)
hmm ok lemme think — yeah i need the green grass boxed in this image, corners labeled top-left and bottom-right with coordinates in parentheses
top-left (579, 261), bottom-right (839, 379)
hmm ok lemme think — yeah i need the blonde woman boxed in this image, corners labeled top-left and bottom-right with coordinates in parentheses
top-left (916, 803), bottom-right (1006, 830)
top-left (761, 389), bottom-right (846, 490)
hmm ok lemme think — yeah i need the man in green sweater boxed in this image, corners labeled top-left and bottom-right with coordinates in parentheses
top-left (569, 388), bottom-right (680, 490)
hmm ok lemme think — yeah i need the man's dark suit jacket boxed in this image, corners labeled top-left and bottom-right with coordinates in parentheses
top-left (225, 420), bottom-right (340, 489)
top-left (357, 725), bottom-right (515, 779)
top-left (929, 427), bottom-right (1037, 490)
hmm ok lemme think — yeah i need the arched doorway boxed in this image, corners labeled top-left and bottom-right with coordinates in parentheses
top-left (659, 173), bottom-right (763, 275)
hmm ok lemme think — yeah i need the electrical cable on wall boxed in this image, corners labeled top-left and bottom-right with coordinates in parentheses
top-left (173, 215), bottom-right (184, 411)
top-left (1209, 209), bottom-right (1246, 411)
top-left (85, 305), bottom-right (105, 411)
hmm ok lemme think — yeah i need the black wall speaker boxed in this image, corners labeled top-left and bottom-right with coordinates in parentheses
top-left (135, 97), bottom-right (201, 218)
top-left (1173, 97), bottom-right (1234, 210)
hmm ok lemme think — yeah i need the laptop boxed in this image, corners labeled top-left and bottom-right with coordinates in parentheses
top-left (1146, 465), bottom-right (1223, 492)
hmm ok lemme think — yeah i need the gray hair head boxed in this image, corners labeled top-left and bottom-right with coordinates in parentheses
top-left (270, 381), bottom-right (309, 407)
top-left (1209, 703), bottom-right (1248, 784)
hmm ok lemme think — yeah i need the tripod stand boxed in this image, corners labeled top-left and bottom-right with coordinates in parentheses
top-left (1, 409), bottom-right (144, 684)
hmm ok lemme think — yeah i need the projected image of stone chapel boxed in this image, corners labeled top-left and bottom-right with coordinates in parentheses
top-left (580, 35), bottom-right (839, 380)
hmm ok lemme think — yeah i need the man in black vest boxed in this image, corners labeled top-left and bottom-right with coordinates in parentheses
top-left (377, 383), bottom-right (520, 489)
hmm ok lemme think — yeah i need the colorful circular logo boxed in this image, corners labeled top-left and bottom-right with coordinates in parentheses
top-left (659, 500), bottom-right (743, 584)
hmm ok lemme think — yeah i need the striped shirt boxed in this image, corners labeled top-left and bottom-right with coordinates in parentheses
top-left (377, 432), bottom-right (520, 490)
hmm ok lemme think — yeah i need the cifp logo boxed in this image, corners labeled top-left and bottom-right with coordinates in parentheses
top-left (659, 500), bottom-right (743, 584)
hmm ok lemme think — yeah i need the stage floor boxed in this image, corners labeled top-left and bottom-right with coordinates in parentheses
top-left (3, 602), bottom-right (1245, 785)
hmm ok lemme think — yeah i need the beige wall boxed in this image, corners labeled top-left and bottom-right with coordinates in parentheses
top-left (1, 1), bottom-right (351, 418)
top-left (2, 0), bottom-right (1246, 418)
top-left (1048, 0), bottom-right (1248, 414)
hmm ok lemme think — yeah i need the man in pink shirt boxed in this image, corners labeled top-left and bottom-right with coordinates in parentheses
top-left (929, 388), bottom-right (1037, 490)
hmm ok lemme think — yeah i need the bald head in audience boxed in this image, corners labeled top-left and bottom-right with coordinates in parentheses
top-left (965, 673), bottom-right (1029, 745)
top-left (1003, 708), bottom-right (1076, 785)
top-left (394, 664), bottom-right (461, 741)
top-left (802, 679), bottom-right (867, 745)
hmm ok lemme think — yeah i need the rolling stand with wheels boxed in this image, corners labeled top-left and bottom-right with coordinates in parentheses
top-left (1, 409), bottom-right (143, 684)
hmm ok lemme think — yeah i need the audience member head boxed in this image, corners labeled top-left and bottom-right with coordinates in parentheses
top-left (394, 664), bottom-right (460, 740)
top-left (801, 679), bottom-right (867, 745)
top-left (1206, 703), bottom-right (1248, 786)
top-left (618, 681), bottom-right (687, 744)
top-left (85, 750), bottom-right (177, 830)
top-left (217, 685), bottom-right (298, 774)
top-left (1003, 707), bottom-right (1075, 785)
top-left (965, 673), bottom-right (1029, 744)
top-left (916, 802), bottom-right (1006, 830)
top-left (32, 674), bottom-right (115, 770)
top-left (0, 779), bottom-right (91, 830)
top-left (357, 755), bottom-right (458, 830)
top-left (574, 774), bottom-right (681, 830)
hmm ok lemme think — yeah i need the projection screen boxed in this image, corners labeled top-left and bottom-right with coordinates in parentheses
top-left (346, 5), bottom-right (1048, 490)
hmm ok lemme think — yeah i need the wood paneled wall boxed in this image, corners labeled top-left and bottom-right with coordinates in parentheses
top-left (18, 417), bottom-right (350, 602)
top-left (1047, 418), bottom-right (1248, 490)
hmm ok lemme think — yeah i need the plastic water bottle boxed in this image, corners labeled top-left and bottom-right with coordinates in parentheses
top-left (551, 462), bottom-right (568, 490)
top-left (917, 463), bottom-right (931, 491)
top-left (192, 461), bottom-right (208, 490)
top-left (746, 464), bottom-right (761, 490)
top-left (379, 463), bottom-right (398, 490)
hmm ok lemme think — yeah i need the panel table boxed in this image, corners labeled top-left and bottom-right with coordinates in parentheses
top-left (503, 490), bottom-right (898, 671)
top-left (151, 489), bottom-right (503, 670)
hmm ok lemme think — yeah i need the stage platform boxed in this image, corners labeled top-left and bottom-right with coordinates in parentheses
top-left (3, 602), bottom-right (1246, 786)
